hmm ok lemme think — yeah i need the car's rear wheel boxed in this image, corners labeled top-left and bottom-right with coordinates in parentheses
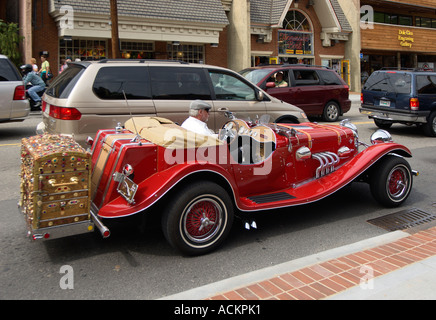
top-left (369, 155), bottom-right (413, 207)
top-left (323, 101), bottom-right (340, 122)
top-left (423, 111), bottom-right (436, 137)
top-left (162, 181), bottom-right (234, 255)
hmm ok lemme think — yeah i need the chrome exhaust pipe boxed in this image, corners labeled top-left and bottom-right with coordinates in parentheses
top-left (90, 210), bottom-right (110, 238)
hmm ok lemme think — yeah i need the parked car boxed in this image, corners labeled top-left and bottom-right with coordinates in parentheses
top-left (0, 55), bottom-right (29, 123)
top-left (20, 112), bottom-right (417, 255)
top-left (240, 64), bottom-right (351, 122)
top-left (360, 68), bottom-right (436, 136)
top-left (37, 60), bottom-right (308, 145)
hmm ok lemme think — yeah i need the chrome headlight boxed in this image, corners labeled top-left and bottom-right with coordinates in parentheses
top-left (340, 119), bottom-right (359, 147)
top-left (370, 129), bottom-right (393, 144)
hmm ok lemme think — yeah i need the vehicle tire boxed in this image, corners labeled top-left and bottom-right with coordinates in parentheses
top-left (323, 101), bottom-right (340, 122)
top-left (161, 181), bottom-right (234, 256)
top-left (423, 111), bottom-right (436, 137)
top-left (369, 155), bottom-right (413, 207)
top-left (374, 119), bottom-right (393, 130)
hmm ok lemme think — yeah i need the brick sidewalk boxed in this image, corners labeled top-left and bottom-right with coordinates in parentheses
top-left (206, 226), bottom-right (436, 300)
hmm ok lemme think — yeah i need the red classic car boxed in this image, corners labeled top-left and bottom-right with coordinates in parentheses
top-left (19, 115), bottom-right (417, 255)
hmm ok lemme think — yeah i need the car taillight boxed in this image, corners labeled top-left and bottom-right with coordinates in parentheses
top-left (361, 93), bottom-right (364, 104)
top-left (41, 100), bottom-right (47, 112)
top-left (13, 85), bottom-right (26, 100)
top-left (410, 98), bottom-right (419, 111)
top-left (49, 105), bottom-right (82, 120)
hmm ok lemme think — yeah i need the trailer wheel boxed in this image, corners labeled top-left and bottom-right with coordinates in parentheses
top-left (162, 181), bottom-right (234, 256)
top-left (369, 155), bottom-right (413, 207)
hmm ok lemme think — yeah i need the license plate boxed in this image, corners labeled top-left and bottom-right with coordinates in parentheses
top-left (379, 100), bottom-right (391, 107)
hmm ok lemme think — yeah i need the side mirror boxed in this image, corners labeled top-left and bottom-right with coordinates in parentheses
top-left (256, 90), bottom-right (264, 101)
top-left (266, 82), bottom-right (275, 88)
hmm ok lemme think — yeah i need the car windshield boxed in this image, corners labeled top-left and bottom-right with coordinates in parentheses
top-left (240, 69), bottom-right (273, 84)
top-left (364, 72), bottom-right (411, 94)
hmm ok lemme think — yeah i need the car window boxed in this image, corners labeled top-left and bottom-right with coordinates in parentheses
top-left (46, 64), bottom-right (85, 98)
top-left (240, 68), bottom-right (273, 85)
top-left (149, 66), bottom-right (211, 100)
top-left (363, 72), bottom-right (411, 94)
top-left (93, 66), bottom-right (151, 100)
top-left (318, 70), bottom-right (342, 85)
top-left (416, 75), bottom-right (436, 94)
top-left (209, 70), bottom-right (257, 100)
top-left (293, 70), bottom-right (320, 86)
top-left (0, 59), bottom-right (21, 81)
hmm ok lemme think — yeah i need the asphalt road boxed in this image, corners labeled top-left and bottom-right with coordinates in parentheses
top-left (1, 103), bottom-right (435, 300)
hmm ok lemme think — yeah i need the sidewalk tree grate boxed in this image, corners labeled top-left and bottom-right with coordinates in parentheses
top-left (367, 208), bottom-right (436, 231)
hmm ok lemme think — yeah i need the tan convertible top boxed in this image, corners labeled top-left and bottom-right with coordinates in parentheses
top-left (124, 117), bottom-right (224, 149)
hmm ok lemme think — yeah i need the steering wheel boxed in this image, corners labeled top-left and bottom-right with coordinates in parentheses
top-left (218, 120), bottom-right (239, 144)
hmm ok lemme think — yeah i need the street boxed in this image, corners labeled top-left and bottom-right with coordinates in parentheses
top-left (1, 101), bottom-right (435, 300)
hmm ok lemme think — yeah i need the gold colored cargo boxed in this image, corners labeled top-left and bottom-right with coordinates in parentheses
top-left (19, 134), bottom-right (94, 239)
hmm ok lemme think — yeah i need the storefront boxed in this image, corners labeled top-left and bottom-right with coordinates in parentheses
top-left (360, 0), bottom-right (436, 83)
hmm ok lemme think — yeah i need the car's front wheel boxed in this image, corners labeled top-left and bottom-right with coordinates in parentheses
top-left (162, 181), bottom-right (234, 255)
top-left (369, 155), bottom-right (413, 207)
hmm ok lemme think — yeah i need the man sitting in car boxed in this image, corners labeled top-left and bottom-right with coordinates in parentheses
top-left (181, 100), bottom-right (217, 138)
top-left (274, 72), bottom-right (288, 87)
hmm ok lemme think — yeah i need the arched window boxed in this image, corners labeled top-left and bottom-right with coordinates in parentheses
top-left (279, 10), bottom-right (313, 58)
top-left (283, 10), bottom-right (312, 32)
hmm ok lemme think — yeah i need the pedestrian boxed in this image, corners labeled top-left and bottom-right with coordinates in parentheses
top-left (59, 58), bottom-right (71, 74)
top-left (30, 58), bottom-right (38, 73)
top-left (181, 100), bottom-right (217, 137)
top-left (39, 54), bottom-right (51, 84)
top-left (20, 64), bottom-right (46, 109)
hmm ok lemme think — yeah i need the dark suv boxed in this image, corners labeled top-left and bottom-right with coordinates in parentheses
top-left (240, 64), bottom-right (351, 122)
top-left (360, 69), bottom-right (436, 136)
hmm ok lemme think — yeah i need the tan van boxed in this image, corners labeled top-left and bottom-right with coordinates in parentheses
top-left (38, 60), bottom-right (308, 145)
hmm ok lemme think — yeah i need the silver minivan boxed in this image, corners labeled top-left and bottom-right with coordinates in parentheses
top-left (0, 55), bottom-right (29, 123)
top-left (38, 60), bottom-right (308, 144)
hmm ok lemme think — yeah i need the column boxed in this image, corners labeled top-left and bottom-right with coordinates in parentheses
top-left (227, 0), bottom-right (251, 71)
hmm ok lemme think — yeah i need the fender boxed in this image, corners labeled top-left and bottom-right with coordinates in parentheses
top-left (235, 143), bottom-right (412, 212)
top-left (97, 162), bottom-right (238, 218)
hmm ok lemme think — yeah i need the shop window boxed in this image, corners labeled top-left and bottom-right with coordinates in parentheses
top-left (121, 41), bottom-right (154, 59)
top-left (167, 44), bottom-right (204, 64)
top-left (278, 10), bottom-right (313, 56)
top-left (59, 39), bottom-right (107, 61)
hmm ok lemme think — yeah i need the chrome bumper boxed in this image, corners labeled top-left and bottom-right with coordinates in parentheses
top-left (360, 107), bottom-right (428, 123)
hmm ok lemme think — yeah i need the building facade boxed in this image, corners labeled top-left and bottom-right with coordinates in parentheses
top-left (360, 0), bottom-right (436, 81)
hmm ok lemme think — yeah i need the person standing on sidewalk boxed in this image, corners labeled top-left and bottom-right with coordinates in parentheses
top-left (39, 54), bottom-right (51, 85)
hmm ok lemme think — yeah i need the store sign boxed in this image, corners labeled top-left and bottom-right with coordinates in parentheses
top-left (398, 30), bottom-right (414, 48)
top-left (278, 31), bottom-right (312, 55)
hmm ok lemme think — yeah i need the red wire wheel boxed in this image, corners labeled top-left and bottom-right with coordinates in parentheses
top-left (183, 198), bottom-right (223, 243)
top-left (370, 155), bottom-right (413, 207)
top-left (162, 181), bottom-right (234, 255)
